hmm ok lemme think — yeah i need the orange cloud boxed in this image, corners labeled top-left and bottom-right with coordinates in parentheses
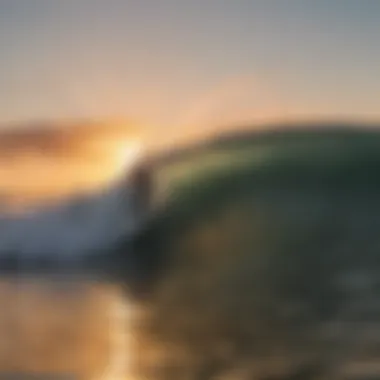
top-left (0, 119), bottom-right (144, 208)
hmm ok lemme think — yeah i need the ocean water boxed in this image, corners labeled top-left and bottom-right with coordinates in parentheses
top-left (0, 275), bottom-right (129, 380)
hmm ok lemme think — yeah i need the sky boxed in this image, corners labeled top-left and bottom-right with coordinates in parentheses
top-left (0, 0), bottom-right (379, 204)
top-left (0, 121), bottom-right (142, 206)
top-left (0, 0), bottom-right (379, 131)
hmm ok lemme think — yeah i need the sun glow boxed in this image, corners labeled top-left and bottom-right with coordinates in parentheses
top-left (0, 119), bottom-right (147, 209)
top-left (107, 138), bottom-right (144, 179)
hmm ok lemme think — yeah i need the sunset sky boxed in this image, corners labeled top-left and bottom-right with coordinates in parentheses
top-left (0, 1), bottom-right (379, 204)
top-left (0, 121), bottom-right (143, 207)
top-left (0, 0), bottom-right (379, 130)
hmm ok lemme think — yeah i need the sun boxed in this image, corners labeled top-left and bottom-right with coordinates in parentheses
top-left (110, 138), bottom-right (144, 178)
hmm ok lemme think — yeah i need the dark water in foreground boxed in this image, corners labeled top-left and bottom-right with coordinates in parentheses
top-left (0, 275), bottom-right (127, 380)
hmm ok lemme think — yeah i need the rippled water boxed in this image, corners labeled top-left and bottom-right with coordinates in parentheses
top-left (0, 275), bottom-right (129, 380)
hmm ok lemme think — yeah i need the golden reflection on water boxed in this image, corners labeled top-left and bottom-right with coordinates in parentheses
top-left (0, 275), bottom-right (127, 380)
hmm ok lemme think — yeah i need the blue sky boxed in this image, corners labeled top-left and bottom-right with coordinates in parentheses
top-left (0, 0), bottom-right (379, 130)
